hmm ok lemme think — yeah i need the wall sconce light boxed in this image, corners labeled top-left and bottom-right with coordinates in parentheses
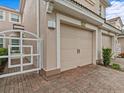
top-left (48, 20), bottom-right (56, 29)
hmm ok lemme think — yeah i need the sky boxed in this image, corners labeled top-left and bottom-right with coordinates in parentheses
top-left (106, 0), bottom-right (124, 23)
top-left (0, 0), bottom-right (20, 10)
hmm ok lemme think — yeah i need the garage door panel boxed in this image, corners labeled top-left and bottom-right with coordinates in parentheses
top-left (61, 49), bottom-right (78, 71)
top-left (61, 39), bottom-right (78, 49)
top-left (61, 50), bottom-right (77, 60)
top-left (61, 24), bottom-right (93, 71)
top-left (102, 34), bottom-right (112, 49)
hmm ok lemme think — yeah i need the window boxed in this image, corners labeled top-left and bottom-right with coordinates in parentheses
top-left (0, 38), bottom-right (3, 48)
top-left (11, 39), bottom-right (20, 53)
top-left (0, 35), bottom-right (5, 48)
top-left (0, 11), bottom-right (5, 21)
top-left (10, 13), bottom-right (20, 23)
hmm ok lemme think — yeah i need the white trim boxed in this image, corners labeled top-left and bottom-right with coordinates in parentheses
top-left (0, 54), bottom-right (40, 59)
top-left (0, 30), bottom-right (39, 38)
top-left (118, 36), bottom-right (124, 38)
top-left (8, 45), bottom-right (33, 68)
top-left (102, 30), bottom-right (115, 37)
top-left (0, 30), bottom-right (42, 78)
top-left (96, 29), bottom-right (98, 60)
top-left (0, 10), bottom-right (5, 21)
top-left (56, 14), bottom-right (61, 69)
top-left (37, 0), bottom-right (41, 73)
top-left (0, 34), bottom-right (5, 48)
top-left (56, 13), bottom-right (97, 70)
top-left (0, 68), bottom-right (41, 78)
top-left (37, 0), bottom-right (40, 37)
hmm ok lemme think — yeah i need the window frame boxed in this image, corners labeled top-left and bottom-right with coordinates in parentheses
top-left (10, 34), bottom-right (20, 54)
top-left (0, 10), bottom-right (5, 22)
top-left (0, 34), bottom-right (5, 48)
top-left (9, 13), bottom-right (21, 23)
top-left (11, 39), bottom-right (20, 53)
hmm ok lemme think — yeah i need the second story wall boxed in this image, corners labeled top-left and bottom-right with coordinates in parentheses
top-left (99, 3), bottom-right (106, 18)
top-left (0, 7), bottom-right (21, 31)
top-left (22, 0), bottom-right (37, 34)
top-left (76, 0), bottom-right (100, 15)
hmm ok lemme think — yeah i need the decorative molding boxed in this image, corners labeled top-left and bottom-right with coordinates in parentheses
top-left (85, 0), bottom-right (95, 6)
top-left (81, 21), bottom-right (86, 27)
top-left (46, 2), bottom-right (54, 14)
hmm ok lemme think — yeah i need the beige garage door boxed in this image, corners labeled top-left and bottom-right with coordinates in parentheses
top-left (60, 24), bottom-right (93, 71)
top-left (102, 34), bottom-right (112, 49)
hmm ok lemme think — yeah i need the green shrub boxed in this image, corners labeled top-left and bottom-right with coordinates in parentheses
top-left (0, 48), bottom-right (8, 66)
top-left (103, 48), bottom-right (112, 66)
top-left (111, 63), bottom-right (120, 70)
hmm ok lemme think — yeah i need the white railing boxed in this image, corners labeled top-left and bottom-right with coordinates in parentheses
top-left (0, 30), bottom-right (42, 78)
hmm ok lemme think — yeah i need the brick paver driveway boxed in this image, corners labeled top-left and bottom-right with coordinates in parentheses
top-left (1, 65), bottom-right (124, 93)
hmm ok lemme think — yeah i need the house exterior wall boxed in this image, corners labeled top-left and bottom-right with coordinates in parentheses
top-left (0, 8), bottom-right (21, 32)
top-left (100, 3), bottom-right (106, 18)
top-left (22, 0), bottom-right (37, 35)
top-left (21, 0), bottom-right (120, 78)
top-left (76, 0), bottom-right (100, 15)
top-left (22, 0), bottom-right (98, 72)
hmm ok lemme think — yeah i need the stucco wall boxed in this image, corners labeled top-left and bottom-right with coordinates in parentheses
top-left (0, 9), bottom-right (21, 32)
top-left (22, 0), bottom-right (117, 73)
top-left (22, 0), bottom-right (37, 35)
top-left (22, 0), bottom-right (51, 70)
top-left (76, 0), bottom-right (100, 14)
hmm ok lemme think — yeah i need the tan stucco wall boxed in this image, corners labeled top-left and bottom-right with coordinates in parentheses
top-left (22, 0), bottom-right (57, 70)
top-left (22, 0), bottom-right (49, 70)
top-left (22, 0), bottom-right (37, 35)
top-left (0, 9), bottom-right (21, 31)
top-left (45, 12), bottom-right (57, 71)
top-left (22, 0), bottom-right (98, 71)
top-left (76, 0), bottom-right (100, 15)
top-left (44, 12), bottom-right (98, 71)
top-left (22, 0), bottom-right (118, 73)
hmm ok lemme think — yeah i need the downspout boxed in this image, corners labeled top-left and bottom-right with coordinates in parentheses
top-left (37, 0), bottom-right (40, 37)
top-left (37, 0), bottom-right (42, 71)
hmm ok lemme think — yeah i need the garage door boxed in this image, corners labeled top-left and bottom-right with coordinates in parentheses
top-left (102, 34), bottom-right (112, 49)
top-left (60, 24), bottom-right (93, 71)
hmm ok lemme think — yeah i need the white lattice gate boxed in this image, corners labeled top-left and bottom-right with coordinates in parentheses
top-left (0, 30), bottom-right (42, 78)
